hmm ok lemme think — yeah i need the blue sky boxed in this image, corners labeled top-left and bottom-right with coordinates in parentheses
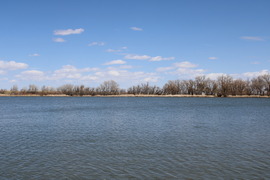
top-left (1, 0), bottom-right (270, 89)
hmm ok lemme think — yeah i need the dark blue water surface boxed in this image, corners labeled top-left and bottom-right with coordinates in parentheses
top-left (0, 97), bottom-right (270, 179)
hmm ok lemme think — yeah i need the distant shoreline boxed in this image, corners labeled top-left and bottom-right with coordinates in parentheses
top-left (0, 94), bottom-right (269, 98)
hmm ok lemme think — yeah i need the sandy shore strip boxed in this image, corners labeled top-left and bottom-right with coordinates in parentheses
top-left (0, 94), bottom-right (269, 98)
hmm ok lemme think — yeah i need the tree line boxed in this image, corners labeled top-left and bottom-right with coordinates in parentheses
top-left (1, 74), bottom-right (270, 97)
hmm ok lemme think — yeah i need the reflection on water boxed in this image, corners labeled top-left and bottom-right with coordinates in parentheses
top-left (0, 97), bottom-right (270, 179)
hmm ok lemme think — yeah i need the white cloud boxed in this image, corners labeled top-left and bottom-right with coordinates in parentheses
top-left (205, 73), bottom-right (226, 79)
top-left (54, 65), bottom-right (98, 73)
top-left (21, 70), bottom-right (44, 76)
top-left (9, 80), bottom-right (17, 83)
top-left (208, 57), bottom-right (218, 60)
top-left (205, 70), bottom-right (270, 80)
top-left (149, 56), bottom-right (175, 62)
top-left (124, 54), bottom-right (175, 62)
top-left (156, 61), bottom-right (206, 79)
top-left (156, 67), bottom-right (174, 72)
top-left (54, 28), bottom-right (84, 36)
top-left (106, 49), bottom-right (122, 53)
top-left (53, 38), bottom-right (66, 42)
top-left (132, 72), bottom-right (159, 83)
top-left (51, 65), bottom-right (99, 80)
top-left (0, 60), bottom-right (28, 70)
top-left (81, 75), bottom-right (98, 81)
top-left (0, 70), bottom-right (6, 75)
top-left (242, 70), bottom-right (269, 78)
top-left (94, 72), bottom-right (104, 77)
top-left (143, 77), bottom-right (159, 82)
top-left (67, 73), bottom-right (81, 79)
top-left (16, 70), bottom-right (46, 81)
top-left (130, 27), bottom-right (143, 31)
top-left (174, 61), bottom-right (198, 68)
top-left (175, 68), bottom-right (205, 76)
top-left (92, 70), bottom-right (159, 85)
top-left (7, 64), bottom-right (158, 87)
top-left (103, 60), bottom-right (126, 65)
top-left (106, 47), bottom-right (127, 53)
top-left (29, 53), bottom-right (40, 57)
top-left (88, 42), bottom-right (105, 46)
top-left (240, 36), bottom-right (265, 41)
top-left (108, 70), bottom-right (120, 76)
top-left (124, 54), bottom-right (151, 60)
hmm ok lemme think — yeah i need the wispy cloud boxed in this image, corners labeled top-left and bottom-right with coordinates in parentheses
top-left (124, 54), bottom-right (175, 62)
top-left (156, 67), bottom-right (174, 72)
top-left (12, 64), bottom-right (159, 87)
top-left (174, 61), bottom-right (198, 68)
top-left (0, 60), bottom-right (28, 70)
top-left (53, 38), bottom-right (66, 42)
top-left (0, 70), bottom-right (6, 75)
top-left (29, 53), bottom-right (40, 57)
top-left (149, 56), bottom-right (175, 61)
top-left (106, 49), bottom-right (122, 53)
top-left (54, 28), bottom-right (84, 36)
top-left (156, 61), bottom-right (204, 78)
top-left (103, 60), bottom-right (126, 65)
top-left (208, 57), bottom-right (218, 60)
top-left (51, 65), bottom-right (99, 80)
top-left (124, 54), bottom-right (151, 60)
top-left (108, 70), bottom-right (120, 76)
top-left (130, 27), bottom-right (143, 31)
top-left (54, 65), bottom-right (98, 74)
top-left (88, 42), bottom-right (105, 46)
top-left (240, 36), bottom-right (265, 41)
top-left (93, 70), bottom-right (159, 84)
top-left (251, 61), bottom-right (260, 65)
top-left (174, 68), bottom-right (205, 77)
top-left (16, 70), bottom-right (46, 81)
top-left (106, 47), bottom-right (127, 53)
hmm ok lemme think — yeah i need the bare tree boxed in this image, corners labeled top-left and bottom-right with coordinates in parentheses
top-left (163, 80), bottom-right (179, 95)
top-left (260, 74), bottom-right (270, 95)
top-left (28, 84), bottom-right (39, 94)
top-left (204, 79), bottom-right (218, 95)
top-left (217, 75), bottom-right (233, 97)
top-left (182, 80), bottom-right (195, 95)
top-left (231, 79), bottom-right (247, 96)
top-left (84, 87), bottom-right (96, 96)
top-left (194, 76), bottom-right (208, 95)
top-left (10, 85), bottom-right (19, 95)
top-left (0, 89), bottom-right (7, 94)
top-left (58, 84), bottom-right (74, 96)
top-left (244, 79), bottom-right (252, 95)
top-left (251, 77), bottom-right (265, 95)
top-left (99, 80), bottom-right (120, 95)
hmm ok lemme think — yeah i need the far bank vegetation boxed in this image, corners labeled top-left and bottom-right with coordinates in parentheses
top-left (1, 74), bottom-right (270, 97)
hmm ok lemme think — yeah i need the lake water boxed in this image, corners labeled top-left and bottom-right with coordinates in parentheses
top-left (0, 97), bottom-right (270, 179)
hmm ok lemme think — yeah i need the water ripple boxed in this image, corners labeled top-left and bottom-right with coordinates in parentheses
top-left (1, 97), bottom-right (270, 179)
